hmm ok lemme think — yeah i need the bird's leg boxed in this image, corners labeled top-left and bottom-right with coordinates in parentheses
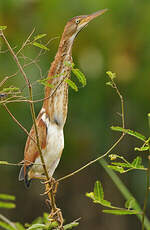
top-left (48, 202), bottom-right (64, 230)
top-left (45, 182), bottom-right (64, 229)
top-left (41, 177), bottom-right (58, 194)
top-left (31, 175), bottom-right (58, 195)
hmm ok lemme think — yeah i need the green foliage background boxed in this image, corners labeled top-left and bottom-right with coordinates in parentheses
top-left (0, 0), bottom-right (149, 229)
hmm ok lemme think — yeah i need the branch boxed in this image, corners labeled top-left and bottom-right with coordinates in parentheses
top-left (58, 133), bottom-right (124, 182)
top-left (0, 31), bottom-right (30, 86)
top-left (16, 27), bottom-right (35, 55)
top-left (0, 71), bottom-right (19, 88)
top-left (3, 104), bottom-right (36, 144)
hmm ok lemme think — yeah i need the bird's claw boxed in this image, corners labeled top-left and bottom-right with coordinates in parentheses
top-left (41, 177), bottom-right (58, 196)
top-left (49, 208), bottom-right (64, 229)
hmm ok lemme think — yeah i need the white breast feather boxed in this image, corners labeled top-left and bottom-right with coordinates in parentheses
top-left (32, 113), bottom-right (64, 177)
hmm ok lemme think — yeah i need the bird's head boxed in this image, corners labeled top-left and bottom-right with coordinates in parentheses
top-left (62, 9), bottom-right (108, 42)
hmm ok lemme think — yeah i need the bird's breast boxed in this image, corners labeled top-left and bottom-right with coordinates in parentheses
top-left (46, 121), bottom-right (64, 158)
top-left (31, 113), bottom-right (64, 177)
top-left (44, 122), bottom-right (64, 176)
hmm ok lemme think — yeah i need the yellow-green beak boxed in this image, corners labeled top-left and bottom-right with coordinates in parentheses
top-left (80, 9), bottom-right (108, 25)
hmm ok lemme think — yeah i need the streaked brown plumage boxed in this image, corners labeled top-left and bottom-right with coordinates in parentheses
top-left (19, 9), bottom-right (107, 187)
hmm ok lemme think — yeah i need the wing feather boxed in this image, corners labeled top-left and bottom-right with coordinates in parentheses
top-left (23, 111), bottom-right (48, 182)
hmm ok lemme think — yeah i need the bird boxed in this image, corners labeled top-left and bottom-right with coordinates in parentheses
top-left (19, 9), bottom-right (107, 187)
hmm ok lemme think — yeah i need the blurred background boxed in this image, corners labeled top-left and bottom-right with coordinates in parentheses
top-left (0, 0), bottom-right (150, 229)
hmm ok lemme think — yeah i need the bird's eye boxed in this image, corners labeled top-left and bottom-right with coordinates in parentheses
top-left (75, 19), bottom-right (80, 24)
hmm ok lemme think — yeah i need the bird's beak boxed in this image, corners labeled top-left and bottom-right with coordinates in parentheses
top-left (80, 9), bottom-right (108, 25)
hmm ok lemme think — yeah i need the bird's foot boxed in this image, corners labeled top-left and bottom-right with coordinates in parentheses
top-left (49, 207), bottom-right (64, 230)
top-left (41, 177), bottom-right (58, 195)
top-left (45, 177), bottom-right (58, 194)
top-left (42, 176), bottom-right (56, 185)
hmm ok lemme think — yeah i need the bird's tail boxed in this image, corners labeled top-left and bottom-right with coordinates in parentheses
top-left (18, 165), bottom-right (32, 188)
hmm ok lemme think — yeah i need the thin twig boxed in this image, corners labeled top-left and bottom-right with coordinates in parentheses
top-left (16, 28), bottom-right (35, 55)
top-left (3, 104), bottom-right (36, 144)
top-left (111, 78), bottom-right (125, 129)
top-left (0, 71), bottom-right (19, 88)
top-left (58, 133), bottom-right (124, 182)
top-left (0, 31), bottom-right (30, 86)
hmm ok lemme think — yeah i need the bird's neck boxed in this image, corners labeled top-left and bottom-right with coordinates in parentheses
top-left (58, 33), bottom-right (76, 57)
top-left (43, 34), bottom-right (76, 127)
top-left (48, 34), bottom-right (76, 78)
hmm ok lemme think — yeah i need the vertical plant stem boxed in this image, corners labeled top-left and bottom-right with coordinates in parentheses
top-left (28, 85), bottom-right (57, 213)
top-left (112, 79), bottom-right (125, 129)
top-left (142, 156), bottom-right (150, 230)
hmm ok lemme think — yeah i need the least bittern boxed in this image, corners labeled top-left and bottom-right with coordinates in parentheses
top-left (19, 9), bottom-right (107, 187)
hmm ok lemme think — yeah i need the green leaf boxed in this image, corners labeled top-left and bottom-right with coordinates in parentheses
top-left (111, 126), bottom-right (146, 141)
top-left (111, 162), bottom-right (131, 168)
top-left (37, 74), bottom-right (61, 85)
top-left (0, 201), bottom-right (15, 209)
top-left (63, 221), bottom-right (79, 230)
top-left (48, 222), bottom-right (58, 229)
top-left (27, 223), bottom-right (46, 230)
top-left (38, 80), bottom-right (54, 88)
top-left (33, 42), bottom-right (49, 51)
top-left (54, 221), bottom-right (79, 230)
top-left (106, 71), bottom-right (116, 80)
top-left (33, 34), bottom-right (47, 41)
top-left (94, 181), bottom-right (103, 201)
top-left (15, 223), bottom-right (25, 230)
top-left (31, 217), bottom-right (43, 225)
top-left (2, 87), bottom-right (20, 93)
top-left (131, 156), bottom-right (144, 168)
top-left (72, 68), bottom-right (86, 87)
top-left (86, 192), bottom-right (95, 200)
top-left (86, 181), bottom-right (111, 208)
top-left (96, 199), bottom-right (111, 207)
top-left (106, 81), bottom-right (113, 87)
top-left (0, 26), bottom-right (7, 31)
top-left (43, 213), bottom-right (49, 224)
top-left (0, 161), bottom-right (9, 165)
top-left (135, 146), bottom-right (149, 152)
top-left (0, 221), bottom-right (16, 230)
top-left (107, 165), bottom-right (125, 173)
top-left (125, 197), bottom-right (136, 210)
top-left (132, 156), bottom-right (142, 167)
top-left (103, 209), bottom-right (139, 215)
top-left (0, 194), bottom-right (15, 201)
top-left (65, 79), bottom-right (78, 92)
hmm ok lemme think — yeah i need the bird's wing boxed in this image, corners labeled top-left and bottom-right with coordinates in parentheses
top-left (18, 111), bottom-right (48, 187)
top-left (24, 114), bottom-right (47, 167)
